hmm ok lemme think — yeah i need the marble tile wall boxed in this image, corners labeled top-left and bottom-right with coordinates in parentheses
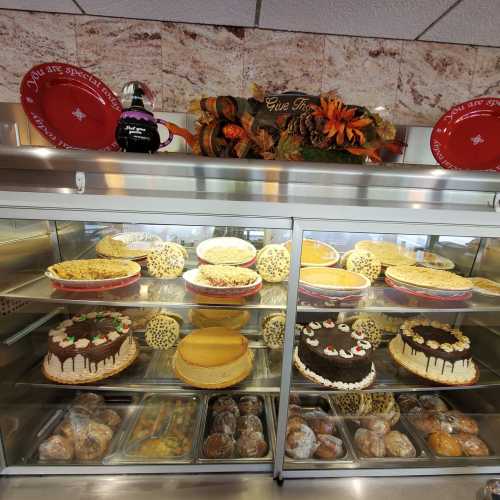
top-left (0, 9), bottom-right (498, 125)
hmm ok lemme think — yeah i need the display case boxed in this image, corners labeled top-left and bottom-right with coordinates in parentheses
top-left (0, 145), bottom-right (500, 481)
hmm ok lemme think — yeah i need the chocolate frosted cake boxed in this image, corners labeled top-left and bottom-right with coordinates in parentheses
top-left (43, 311), bottom-right (138, 384)
top-left (294, 319), bottom-right (376, 390)
top-left (388, 318), bottom-right (477, 385)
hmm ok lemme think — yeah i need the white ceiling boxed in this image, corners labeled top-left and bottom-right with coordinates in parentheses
top-left (0, 0), bottom-right (498, 47)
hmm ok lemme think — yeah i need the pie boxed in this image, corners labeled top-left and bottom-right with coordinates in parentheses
top-left (197, 265), bottom-right (259, 287)
top-left (299, 267), bottom-right (370, 290)
top-left (355, 241), bottom-right (416, 267)
top-left (417, 251), bottom-right (454, 270)
top-left (470, 277), bottom-right (500, 297)
top-left (48, 259), bottom-right (140, 280)
top-left (385, 265), bottom-right (472, 291)
top-left (284, 239), bottom-right (339, 267)
top-left (197, 237), bottom-right (256, 265)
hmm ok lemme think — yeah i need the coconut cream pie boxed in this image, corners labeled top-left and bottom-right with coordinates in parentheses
top-left (294, 319), bottom-right (376, 390)
top-left (43, 311), bottom-right (138, 384)
top-left (388, 318), bottom-right (478, 385)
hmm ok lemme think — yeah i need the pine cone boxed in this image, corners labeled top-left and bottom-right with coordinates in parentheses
top-left (310, 130), bottom-right (330, 149)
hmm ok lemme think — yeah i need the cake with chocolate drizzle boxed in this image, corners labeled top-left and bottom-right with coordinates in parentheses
top-left (388, 318), bottom-right (477, 385)
top-left (43, 311), bottom-right (138, 384)
top-left (294, 319), bottom-right (376, 390)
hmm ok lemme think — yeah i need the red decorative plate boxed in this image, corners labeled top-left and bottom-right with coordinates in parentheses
top-left (298, 287), bottom-right (363, 303)
top-left (385, 277), bottom-right (472, 302)
top-left (51, 273), bottom-right (140, 292)
top-left (430, 97), bottom-right (500, 171)
top-left (20, 62), bottom-right (122, 150)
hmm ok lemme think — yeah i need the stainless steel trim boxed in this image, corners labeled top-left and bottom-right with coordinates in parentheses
top-left (2, 146), bottom-right (500, 193)
top-left (47, 220), bottom-right (62, 263)
top-left (2, 306), bottom-right (63, 346)
top-left (273, 221), bottom-right (303, 480)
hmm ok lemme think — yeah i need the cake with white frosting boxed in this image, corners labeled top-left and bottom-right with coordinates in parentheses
top-left (43, 311), bottom-right (138, 384)
top-left (294, 319), bottom-right (376, 390)
top-left (388, 318), bottom-right (477, 385)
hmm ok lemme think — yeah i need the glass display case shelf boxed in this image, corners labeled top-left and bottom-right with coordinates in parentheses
top-left (4, 275), bottom-right (500, 314)
top-left (0, 276), bottom-right (288, 310)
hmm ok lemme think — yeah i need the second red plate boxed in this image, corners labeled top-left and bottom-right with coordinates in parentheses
top-left (430, 97), bottom-right (500, 171)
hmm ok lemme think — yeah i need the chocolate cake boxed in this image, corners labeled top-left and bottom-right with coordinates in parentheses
top-left (388, 318), bottom-right (477, 385)
top-left (294, 319), bottom-right (376, 390)
top-left (43, 311), bottom-right (138, 384)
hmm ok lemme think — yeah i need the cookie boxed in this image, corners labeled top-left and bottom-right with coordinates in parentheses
top-left (345, 250), bottom-right (382, 282)
top-left (262, 313), bottom-right (286, 349)
top-left (147, 242), bottom-right (186, 278)
top-left (256, 244), bottom-right (290, 283)
top-left (332, 392), bottom-right (372, 417)
top-left (145, 313), bottom-right (182, 349)
top-left (370, 392), bottom-right (396, 417)
top-left (352, 317), bottom-right (382, 349)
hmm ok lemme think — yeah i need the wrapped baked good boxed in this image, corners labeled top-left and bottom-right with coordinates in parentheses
top-left (419, 395), bottom-right (448, 412)
top-left (354, 428), bottom-right (386, 458)
top-left (236, 415), bottom-right (263, 437)
top-left (211, 411), bottom-right (237, 435)
top-left (285, 424), bottom-right (318, 459)
top-left (93, 409), bottom-right (122, 431)
top-left (409, 411), bottom-right (442, 435)
top-left (235, 431), bottom-right (268, 458)
top-left (444, 410), bottom-right (479, 435)
top-left (384, 430), bottom-right (416, 458)
top-left (398, 394), bottom-right (420, 414)
top-left (314, 434), bottom-right (344, 459)
top-left (287, 415), bottom-right (307, 433)
top-left (360, 416), bottom-right (391, 436)
top-left (203, 433), bottom-right (235, 459)
top-left (238, 396), bottom-right (263, 416)
top-left (303, 412), bottom-right (336, 435)
top-left (74, 420), bottom-right (113, 461)
top-left (72, 393), bottom-right (105, 413)
top-left (54, 417), bottom-right (76, 441)
top-left (39, 435), bottom-right (74, 461)
top-left (427, 431), bottom-right (463, 457)
top-left (288, 404), bottom-right (303, 417)
top-left (212, 396), bottom-right (240, 417)
top-left (455, 432), bottom-right (489, 457)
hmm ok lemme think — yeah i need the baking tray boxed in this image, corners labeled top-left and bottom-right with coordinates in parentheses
top-left (196, 393), bottom-right (275, 463)
top-left (401, 393), bottom-right (500, 462)
top-left (24, 393), bottom-right (137, 465)
top-left (105, 392), bottom-right (203, 464)
top-left (273, 393), bottom-right (355, 465)
top-left (341, 415), bottom-right (430, 463)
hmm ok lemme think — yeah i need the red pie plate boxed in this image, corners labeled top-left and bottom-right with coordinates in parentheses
top-left (185, 282), bottom-right (262, 298)
top-left (430, 97), bottom-right (500, 171)
top-left (20, 62), bottom-right (122, 150)
top-left (385, 277), bottom-right (472, 302)
top-left (51, 273), bottom-right (140, 292)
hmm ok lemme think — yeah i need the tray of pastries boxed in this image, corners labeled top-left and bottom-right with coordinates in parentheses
top-left (276, 393), bottom-right (354, 464)
top-left (332, 392), bottom-right (427, 462)
top-left (29, 392), bottom-right (133, 464)
top-left (105, 393), bottom-right (202, 464)
top-left (400, 393), bottom-right (496, 459)
top-left (198, 394), bottom-right (274, 462)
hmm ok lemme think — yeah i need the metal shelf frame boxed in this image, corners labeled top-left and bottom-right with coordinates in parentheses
top-left (1, 146), bottom-right (500, 478)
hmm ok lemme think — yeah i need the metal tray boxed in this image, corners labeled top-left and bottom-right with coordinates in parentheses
top-left (105, 392), bottom-right (203, 464)
top-left (273, 393), bottom-right (355, 465)
top-left (342, 415), bottom-right (430, 463)
top-left (196, 393), bottom-right (275, 463)
top-left (24, 393), bottom-right (137, 465)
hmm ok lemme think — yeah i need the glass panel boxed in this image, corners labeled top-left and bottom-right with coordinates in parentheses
top-left (0, 219), bottom-right (290, 467)
top-left (283, 230), bottom-right (500, 471)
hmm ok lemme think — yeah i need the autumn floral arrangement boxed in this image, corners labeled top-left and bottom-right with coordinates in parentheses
top-left (171, 85), bottom-right (404, 164)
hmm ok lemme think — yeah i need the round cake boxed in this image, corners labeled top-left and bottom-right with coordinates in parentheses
top-left (43, 311), bottom-right (138, 384)
top-left (256, 244), bottom-right (290, 282)
top-left (294, 319), bottom-right (376, 390)
top-left (172, 327), bottom-right (254, 389)
top-left (388, 318), bottom-right (477, 385)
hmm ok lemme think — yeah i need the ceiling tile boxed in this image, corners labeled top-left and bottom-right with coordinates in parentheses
top-left (420, 0), bottom-right (500, 47)
top-left (77, 0), bottom-right (256, 26)
top-left (260, 0), bottom-right (457, 39)
top-left (0, 1), bottom-right (80, 13)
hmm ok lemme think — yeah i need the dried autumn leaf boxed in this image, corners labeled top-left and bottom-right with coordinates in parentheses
top-left (250, 83), bottom-right (265, 103)
top-left (276, 133), bottom-right (303, 161)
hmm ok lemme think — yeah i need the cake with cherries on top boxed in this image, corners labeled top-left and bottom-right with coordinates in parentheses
top-left (388, 318), bottom-right (477, 385)
top-left (294, 319), bottom-right (376, 390)
top-left (43, 311), bottom-right (138, 384)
